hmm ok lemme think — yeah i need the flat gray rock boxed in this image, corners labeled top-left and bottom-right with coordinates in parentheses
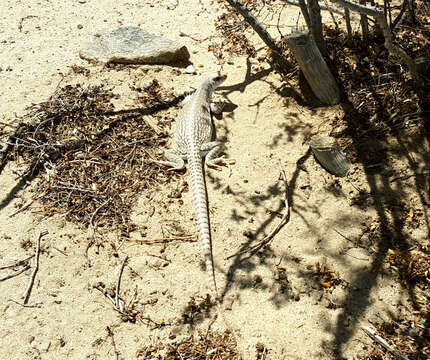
top-left (80, 26), bottom-right (190, 64)
top-left (309, 136), bottom-right (350, 177)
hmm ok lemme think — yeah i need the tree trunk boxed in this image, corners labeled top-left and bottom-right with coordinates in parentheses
top-left (285, 30), bottom-right (340, 105)
top-left (345, 8), bottom-right (352, 39)
top-left (307, 0), bottom-right (327, 56)
top-left (359, 0), bottom-right (369, 40)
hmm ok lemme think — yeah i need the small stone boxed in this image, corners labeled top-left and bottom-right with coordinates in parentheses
top-left (80, 26), bottom-right (190, 65)
top-left (185, 64), bottom-right (196, 74)
top-left (78, 0), bottom-right (87, 3)
top-left (408, 328), bottom-right (418, 337)
top-left (77, 24), bottom-right (83, 30)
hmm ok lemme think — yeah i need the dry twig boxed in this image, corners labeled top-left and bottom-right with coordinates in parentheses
top-left (115, 256), bottom-right (128, 310)
top-left (362, 325), bottom-right (411, 360)
top-left (22, 231), bottom-right (48, 304)
top-left (8, 196), bottom-right (42, 218)
top-left (8, 298), bottom-right (42, 308)
top-left (125, 235), bottom-right (196, 244)
top-left (0, 255), bottom-right (34, 270)
top-left (106, 326), bottom-right (120, 360)
top-left (0, 265), bottom-right (31, 281)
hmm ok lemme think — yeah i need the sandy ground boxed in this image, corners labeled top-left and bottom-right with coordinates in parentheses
top-left (1, 1), bottom-right (428, 359)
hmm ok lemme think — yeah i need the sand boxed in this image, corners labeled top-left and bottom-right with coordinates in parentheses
top-left (1, 1), bottom-right (428, 359)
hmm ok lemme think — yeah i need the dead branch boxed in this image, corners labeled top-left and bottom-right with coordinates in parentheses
top-left (359, 0), bottom-right (369, 40)
top-left (227, 170), bottom-right (290, 259)
top-left (391, 0), bottom-right (409, 30)
top-left (224, 0), bottom-right (291, 72)
top-left (22, 231), bottom-right (48, 304)
top-left (0, 265), bottom-right (31, 281)
top-left (124, 235), bottom-right (197, 244)
top-left (106, 326), bottom-right (120, 360)
top-left (329, 0), bottom-right (421, 85)
top-left (362, 326), bottom-right (411, 360)
top-left (345, 7), bottom-right (352, 38)
top-left (297, 0), bottom-right (312, 28)
top-left (115, 256), bottom-right (128, 310)
top-left (0, 255), bottom-right (34, 270)
top-left (308, 0), bottom-right (327, 55)
top-left (284, 0), bottom-right (345, 15)
top-left (323, 0), bottom-right (340, 30)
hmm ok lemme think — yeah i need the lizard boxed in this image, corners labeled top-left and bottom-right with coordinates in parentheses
top-left (155, 73), bottom-right (230, 310)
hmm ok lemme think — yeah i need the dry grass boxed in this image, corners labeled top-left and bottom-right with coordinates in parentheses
top-left (136, 330), bottom-right (241, 360)
top-left (2, 81), bottom-right (178, 235)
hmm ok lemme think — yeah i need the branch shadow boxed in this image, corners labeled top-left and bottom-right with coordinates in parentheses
top-left (328, 99), bottom-right (430, 358)
top-left (220, 149), bottom-right (312, 305)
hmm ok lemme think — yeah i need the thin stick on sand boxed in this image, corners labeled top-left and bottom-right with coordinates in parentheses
top-left (22, 231), bottom-right (48, 304)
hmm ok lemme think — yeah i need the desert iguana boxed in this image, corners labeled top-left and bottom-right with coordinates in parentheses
top-left (155, 73), bottom-right (230, 308)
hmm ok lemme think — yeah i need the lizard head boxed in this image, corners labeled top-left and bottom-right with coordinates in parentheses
top-left (209, 73), bottom-right (227, 89)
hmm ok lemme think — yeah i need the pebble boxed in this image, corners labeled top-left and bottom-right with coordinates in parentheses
top-left (185, 64), bottom-right (195, 74)
top-left (79, 0), bottom-right (87, 3)
top-left (408, 328), bottom-right (418, 336)
top-left (77, 24), bottom-right (83, 29)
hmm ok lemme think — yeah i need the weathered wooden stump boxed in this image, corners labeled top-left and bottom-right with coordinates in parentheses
top-left (285, 30), bottom-right (340, 105)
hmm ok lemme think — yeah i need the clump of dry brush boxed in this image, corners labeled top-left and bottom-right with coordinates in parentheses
top-left (1, 81), bottom-right (178, 236)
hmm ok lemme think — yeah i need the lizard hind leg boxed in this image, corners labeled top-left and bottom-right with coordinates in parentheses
top-left (202, 141), bottom-right (235, 170)
top-left (153, 148), bottom-right (187, 171)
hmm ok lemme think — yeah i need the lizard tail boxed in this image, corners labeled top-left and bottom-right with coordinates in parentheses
top-left (188, 153), bottom-right (218, 301)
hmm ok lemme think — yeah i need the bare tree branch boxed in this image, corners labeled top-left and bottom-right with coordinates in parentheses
top-left (297, 0), bottom-right (312, 28)
top-left (308, 0), bottom-right (327, 55)
top-left (359, 0), bottom-right (369, 40)
top-left (345, 7), bottom-right (352, 38)
top-left (224, 0), bottom-right (291, 72)
top-left (284, 0), bottom-right (345, 15)
top-left (391, 0), bottom-right (409, 30)
top-left (329, 0), bottom-right (421, 85)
